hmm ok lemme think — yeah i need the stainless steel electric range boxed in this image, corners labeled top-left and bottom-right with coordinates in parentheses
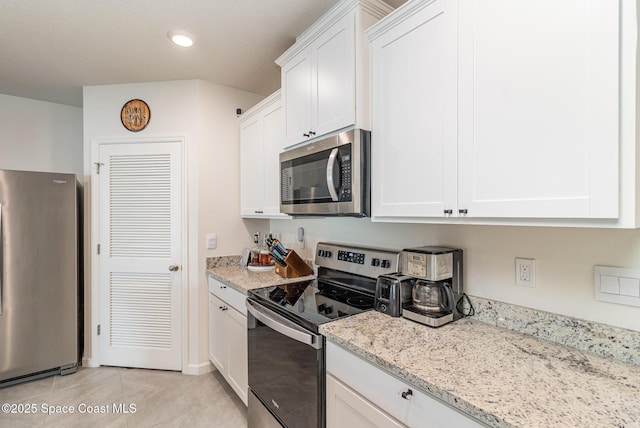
top-left (246, 242), bottom-right (400, 428)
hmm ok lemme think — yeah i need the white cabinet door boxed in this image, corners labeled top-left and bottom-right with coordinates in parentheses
top-left (226, 307), bottom-right (248, 405)
top-left (282, 49), bottom-right (314, 147)
top-left (313, 13), bottom-right (356, 138)
top-left (208, 288), bottom-right (249, 406)
top-left (371, 0), bottom-right (458, 219)
top-left (327, 374), bottom-right (405, 428)
top-left (240, 115), bottom-right (265, 216)
top-left (261, 101), bottom-right (285, 216)
top-left (457, 0), bottom-right (620, 218)
top-left (282, 14), bottom-right (356, 148)
top-left (278, 2), bottom-right (392, 148)
top-left (240, 91), bottom-right (289, 219)
top-left (208, 293), bottom-right (226, 374)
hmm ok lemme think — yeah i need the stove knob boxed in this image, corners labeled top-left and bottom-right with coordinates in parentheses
top-left (381, 259), bottom-right (391, 269)
top-left (318, 303), bottom-right (326, 312)
top-left (324, 306), bottom-right (333, 315)
top-left (371, 258), bottom-right (381, 267)
top-left (325, 250), bottom-right (332, 258)
top-left (317, 250), bottom-right (323, 257)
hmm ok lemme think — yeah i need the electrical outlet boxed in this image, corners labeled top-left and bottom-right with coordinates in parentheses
top-left (516, 258), bottom-right (535, 287)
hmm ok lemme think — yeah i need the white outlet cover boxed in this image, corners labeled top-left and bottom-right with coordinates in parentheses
top-left (516, 258), bottom-right (536, 287)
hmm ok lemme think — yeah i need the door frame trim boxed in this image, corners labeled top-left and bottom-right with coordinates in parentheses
top-left (88, 136), bottom-right (187, 372)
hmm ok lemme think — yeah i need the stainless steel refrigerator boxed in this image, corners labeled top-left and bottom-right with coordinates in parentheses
top-left (0, 169), bottom-right (79, 386)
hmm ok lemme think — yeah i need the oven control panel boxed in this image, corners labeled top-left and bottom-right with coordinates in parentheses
top-left (337, 250), bottom-right (365, 264)
top-left (315, 242), bottom-right (400, 278)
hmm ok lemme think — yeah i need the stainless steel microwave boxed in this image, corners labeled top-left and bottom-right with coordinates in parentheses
top-left (280, 128), bottom-right (370, 217)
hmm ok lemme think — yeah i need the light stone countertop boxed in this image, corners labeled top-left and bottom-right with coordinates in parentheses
top-left (319, 311), bottom-right (640, 428)
top-left (207, 265), bottom-right (316, 295)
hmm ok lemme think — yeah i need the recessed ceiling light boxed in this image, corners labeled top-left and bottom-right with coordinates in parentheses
top-left (167, 30), bottom-right (195, 47)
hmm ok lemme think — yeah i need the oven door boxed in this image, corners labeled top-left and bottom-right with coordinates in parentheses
top-left (246, 298), bottom-right (324, 428)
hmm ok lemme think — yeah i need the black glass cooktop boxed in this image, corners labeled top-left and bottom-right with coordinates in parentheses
top-left (248, 279), bottom-right (375, 333)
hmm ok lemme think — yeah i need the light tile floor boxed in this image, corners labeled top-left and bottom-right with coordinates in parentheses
top-left (0, 366), bottom-right (247, 427)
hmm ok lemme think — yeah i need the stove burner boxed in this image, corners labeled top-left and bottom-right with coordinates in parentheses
top-left (319, 287), bottom-right (349, 298)
top-left (268, 281), bottom-right (312, 306)
top-left (346, 295), bottom-right (374, 308)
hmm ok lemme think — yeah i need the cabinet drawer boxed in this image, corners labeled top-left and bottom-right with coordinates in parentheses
top-left (326, 341), bottom-right (484, 427)
top-left (327, 374), bottom-right (405, 428)
top-left (207, 276), bottom-right (247, 315)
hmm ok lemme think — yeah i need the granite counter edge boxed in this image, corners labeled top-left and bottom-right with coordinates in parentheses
top-left (320, 329), bottom-right (505, 428)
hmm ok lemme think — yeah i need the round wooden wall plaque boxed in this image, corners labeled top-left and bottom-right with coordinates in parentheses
top-left (121, 99), bottom-right (151, 132)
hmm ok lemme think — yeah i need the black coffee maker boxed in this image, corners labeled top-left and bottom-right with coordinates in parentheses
top-left (400, 246), bottom-right (463, 327)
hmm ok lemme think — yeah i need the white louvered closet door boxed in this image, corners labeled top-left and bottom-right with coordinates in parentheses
top-left (98, 141), bottom-right (182, 370)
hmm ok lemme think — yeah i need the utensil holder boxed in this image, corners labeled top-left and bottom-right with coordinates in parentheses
top-left (275, 250), bottom-right (314, 278)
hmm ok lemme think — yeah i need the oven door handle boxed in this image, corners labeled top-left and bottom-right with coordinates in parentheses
top-left (246, 299), bottom-right (322, 350)
top-left (326, 148), bottom-right (340, 202)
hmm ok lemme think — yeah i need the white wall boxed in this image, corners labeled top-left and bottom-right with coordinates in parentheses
top-left (195, 81), bottom-right (266, 367)
top-left (0, 94), bottom-right (82, 175)
top-left (270, 218), bottom-right (640, 332)
top-left (83, 80), bottom-right (263, 373)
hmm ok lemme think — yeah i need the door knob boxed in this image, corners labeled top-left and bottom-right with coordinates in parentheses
top-left (169, 264), bottom-right (180, 272)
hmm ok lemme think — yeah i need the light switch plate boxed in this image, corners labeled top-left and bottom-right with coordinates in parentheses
top-left (595, 266), bottom-right (640, 307)
top-left (206, 233), bottom-right (217, 250)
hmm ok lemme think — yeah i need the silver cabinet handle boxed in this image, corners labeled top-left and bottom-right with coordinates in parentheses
top-left (169, 264), bottom-right (180, 272)
top-left (246, 299), bottom-right (322, 349)
top-left (326, 148), bottom-right (340, 202)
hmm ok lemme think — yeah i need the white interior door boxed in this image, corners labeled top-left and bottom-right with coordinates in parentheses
top-left (98, 141), bottom-right (183, 370)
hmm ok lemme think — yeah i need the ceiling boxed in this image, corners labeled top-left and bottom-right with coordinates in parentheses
top-left (0, 0), bottom-right (406, 107)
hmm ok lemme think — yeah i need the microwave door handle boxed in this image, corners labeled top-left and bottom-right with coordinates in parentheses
top-left (246, 299), bottom-right (321, 349)
top-left (326, 148), bottom-right (340, 202)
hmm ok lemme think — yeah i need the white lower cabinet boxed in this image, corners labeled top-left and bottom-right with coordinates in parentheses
top-left (327, 374), bottom-right (404, 428)
top-left (208, 276), bottom-right (248, 405)
top-left (326, 341), bottom-right (484, 428)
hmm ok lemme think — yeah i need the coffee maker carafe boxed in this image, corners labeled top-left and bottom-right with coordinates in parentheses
top-left (400, 246), bottom-right (463, 327)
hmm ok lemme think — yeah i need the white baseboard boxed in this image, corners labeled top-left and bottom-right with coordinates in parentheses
top-left (184, 361), bottom-right (214, 375)
top-left (82, 357), bottom-right (100, 368)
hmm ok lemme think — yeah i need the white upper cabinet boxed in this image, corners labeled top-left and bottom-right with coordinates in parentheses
top-left (277, 0), bottom-right (394, 148)
top-left (240, 91), bottom-right (289, 219)
top-left (457, 0), bottom-right (619, 219)
top-left (369, 0), bottom-right (458, 218)
top-left (369, 0), bottom-right (629, 226)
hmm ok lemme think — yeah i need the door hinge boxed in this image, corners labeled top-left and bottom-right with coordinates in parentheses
top-left (95, 162), bottom-right (104, 174)
top-left (97, 244), bottom-right (101, 254)
top-left (97, 325), bottom-right (101, 336)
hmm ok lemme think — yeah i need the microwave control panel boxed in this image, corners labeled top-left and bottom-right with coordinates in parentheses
top-left (338, 148), bottom-right (352, 202)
